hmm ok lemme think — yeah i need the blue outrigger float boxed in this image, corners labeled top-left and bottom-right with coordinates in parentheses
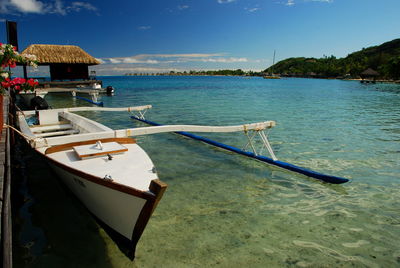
top-left (75, 95), bottom-right (104, 107)
top-left (131, 116), bottom-right (349, 184)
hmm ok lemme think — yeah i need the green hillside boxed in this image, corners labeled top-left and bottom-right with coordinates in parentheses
top-left (265, 39), bottom-right (400, 79)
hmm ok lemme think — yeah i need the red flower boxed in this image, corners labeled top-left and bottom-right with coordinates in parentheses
top-left (1, 81), bottom-right (10, 88)
top-left (27, 78), bottom-right (38, 87)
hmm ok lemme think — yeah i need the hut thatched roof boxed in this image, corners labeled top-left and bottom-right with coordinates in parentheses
top-left (21, 44), bottom-right (100, 65)
top-left (361, 68), bottom-right (379, 76)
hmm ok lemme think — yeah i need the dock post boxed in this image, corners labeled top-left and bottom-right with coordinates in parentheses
top-left (90, 92), bottom-right (99, 102)
top-left (1, 96), bottom-right (12, 268)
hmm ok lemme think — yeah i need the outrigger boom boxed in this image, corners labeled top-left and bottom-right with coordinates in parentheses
top-left (21, 105), bottom-right (349, 184)
top-left (28, 119), bottom-right (276, 148)
top-left (129, 116), bottom-right (349, 184)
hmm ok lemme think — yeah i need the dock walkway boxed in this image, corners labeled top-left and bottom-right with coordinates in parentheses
top-left (1, 95), bottom-right (12, 268)
top-left (20, 87), bottom-right (108, 102)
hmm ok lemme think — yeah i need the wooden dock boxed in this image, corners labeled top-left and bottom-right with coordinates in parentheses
top-left (38, 80), bottom-right (103, 89)
top-left (0, 84), bottom-right (110, 265)
top-left (20, 87), bottom-right (109, 103)
top-left (1, 95), bottom-right (12, 268)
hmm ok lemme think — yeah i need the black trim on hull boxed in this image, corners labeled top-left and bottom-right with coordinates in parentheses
top-left (29, 143), bottom-right (167, 260)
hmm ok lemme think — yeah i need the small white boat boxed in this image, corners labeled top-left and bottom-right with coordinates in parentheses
top-left (264, 50), bottom-right (281, 79)
top-left (17, 105), bottom-right (166, 258)
top-left (16, 105), bottom-right (274, 258)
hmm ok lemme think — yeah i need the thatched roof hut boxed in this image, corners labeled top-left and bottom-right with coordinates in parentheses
top-left (21, 44), bottom-right (100, 65)
top-left (21, 44), bottom-right (100, 81)
top-left (360, 68), bottom-right (379, 77)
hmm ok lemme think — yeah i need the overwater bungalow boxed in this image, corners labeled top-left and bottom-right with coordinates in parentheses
top-left (360, 68), bottom-right (379, 83)
top-left (21, 44), bottom-right (102, 88)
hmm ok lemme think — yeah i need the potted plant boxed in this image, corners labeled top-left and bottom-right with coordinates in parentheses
top-left (0, 43), bottom-right (38, 134)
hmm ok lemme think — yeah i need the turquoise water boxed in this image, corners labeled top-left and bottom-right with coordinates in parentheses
top-left (13, 76), bottom-right (400, 267)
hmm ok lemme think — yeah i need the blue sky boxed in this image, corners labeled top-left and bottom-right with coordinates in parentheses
top-left (0, 0), bottom-right (399, 75)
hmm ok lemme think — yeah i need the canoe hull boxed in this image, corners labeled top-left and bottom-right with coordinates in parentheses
top-left (16, 109), bottom-right (167, 259)
top-left (48, 161), bottom-right (147, 240)
top-left (36, 139), bottom-right (167, 258)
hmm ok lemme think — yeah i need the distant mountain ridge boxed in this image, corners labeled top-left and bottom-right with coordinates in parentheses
top-left (265, 39), bottom-right (400, 79)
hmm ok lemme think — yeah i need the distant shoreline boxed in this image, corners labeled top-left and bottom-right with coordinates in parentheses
top-left (122, 73), bottom-right (400, 83)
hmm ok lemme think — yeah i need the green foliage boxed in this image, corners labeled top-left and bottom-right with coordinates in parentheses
top-left (265, 39), bottom-right (400, 80)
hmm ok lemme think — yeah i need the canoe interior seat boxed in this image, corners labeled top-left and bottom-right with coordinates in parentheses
top-left (38, 110), bottom-right (60, 125)
top-left (35, 129), bottom-right (80, 138)
top-left (44, 138), bottom-right (136, 155)
top-left (31, 124), bottom-right (74, 133)
top-left (73, 142), bottom-right (128, 160)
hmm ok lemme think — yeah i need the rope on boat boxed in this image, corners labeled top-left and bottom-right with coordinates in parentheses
top-left (2, 124), bottom-right (47, 147)
top-left (3, 124), bottom-right (35, 141)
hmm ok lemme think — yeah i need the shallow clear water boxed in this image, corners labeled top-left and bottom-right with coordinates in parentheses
top-left (13, 76), bottom-right (400, 267)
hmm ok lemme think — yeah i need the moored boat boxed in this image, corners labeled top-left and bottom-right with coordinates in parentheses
top-left (16, 105), bottom-right (275, 258)
top-left (264, 50), bottom-right (281, 79)
top-left (16, 105), bottom-right (167, 259)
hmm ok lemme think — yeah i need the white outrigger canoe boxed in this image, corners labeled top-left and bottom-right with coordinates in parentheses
top-left (16, 105), bottom-right (276, 258)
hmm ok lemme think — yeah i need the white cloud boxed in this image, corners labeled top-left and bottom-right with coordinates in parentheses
top-left (280, 0), bottom-right (333, 6)
top-left (138, 26), bottom-right (151, 30)
top-left (49, 0), bottom-right (98, 15)
top-left (122, 57), bottom-right (159, 64)
top-left (285, 0), bottom-right (295, 6)
top-left (91, 65), bottom-right (184, 75)
top-left (0, 0), bottom-right (98, 15)
top-left (109, 58), bottom-right (122, 64)
top-left (91, 53), bottom-right (264, 75)
top-left (51, 0), bottom-right (65, 15)
top-left (101, 53), bottom-right (249, 65)
top-left (178, 5), bottom-right (189, 10)
top-left (217, 0), bottom-right (236, 4)
top-left (10, 0), bottom-right (43, 13)
top-left (110, 67), bottom-right (177, 72)
top-left (200, 57), bottom-right (248, 63)
top-left (245, 7), bottom-right (260, 13)
top-left (90, 55), bottom-right (266, 75)
top-left (95, 58), bottom-right (105, 64)
top-left (136, 53), bottom-right (224, 58)
top-left (69, 2), bottom-right (97, 12)
top-left (108, 57), bottom-right (159, 64)
top-left (91, 65), bottom-right (264, 76)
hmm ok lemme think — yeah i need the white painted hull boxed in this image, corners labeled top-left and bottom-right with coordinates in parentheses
top-left (16, 109), bottom-right (167, 257)
top-left (34, 140), bottom-right (165, 245)
top-left (47, 159), bottom-right (147, 240)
